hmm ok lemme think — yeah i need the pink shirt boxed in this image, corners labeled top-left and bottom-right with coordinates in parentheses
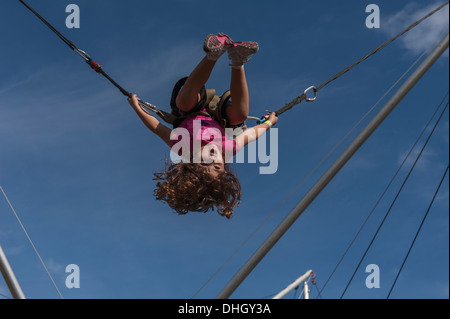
top-left (171, 114), bottom-right (239, 161)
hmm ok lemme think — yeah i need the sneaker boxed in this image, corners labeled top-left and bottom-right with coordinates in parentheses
top-left (227, 41), bottom-right (259, 67)
top-left (203, 33), bottom-right (234, 61)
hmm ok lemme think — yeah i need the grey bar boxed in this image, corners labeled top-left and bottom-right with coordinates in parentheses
top-left (0, 245), bottom-right (26, 299)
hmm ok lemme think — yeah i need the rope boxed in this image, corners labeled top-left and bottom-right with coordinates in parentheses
top-left (340, 101), bottom-right (449, 299)
top-left (387, 164), bottom-right (449, 299)
top-left (0, 185), bottom-right (64, 299)
top-left (275, 1), bottom-right (449, 116)
top-left (317, 91), bottom-right (449, 298)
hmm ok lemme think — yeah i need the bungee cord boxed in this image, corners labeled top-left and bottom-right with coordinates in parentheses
top-left (18, 0), bottom-right (449, 123)
top-left (18, 0), bottom-right (173, 123)
top-left (274, 1), bottom-right (449, 117)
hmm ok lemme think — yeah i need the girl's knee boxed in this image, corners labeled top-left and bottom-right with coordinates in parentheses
top-left (226, 102), bottom-right (249, 125)
top-left (176, 92), bottom-right (202, 113)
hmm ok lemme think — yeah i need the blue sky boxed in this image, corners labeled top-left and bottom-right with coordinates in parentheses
top-left (0, 0), bottom-right (448, 299)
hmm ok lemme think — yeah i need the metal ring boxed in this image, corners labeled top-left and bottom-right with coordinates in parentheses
top-left (303, 86), bottom-right (317, 102)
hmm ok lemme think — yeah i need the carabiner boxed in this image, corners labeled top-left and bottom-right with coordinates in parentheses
top-left (303, 86), bottom-right (317, 102)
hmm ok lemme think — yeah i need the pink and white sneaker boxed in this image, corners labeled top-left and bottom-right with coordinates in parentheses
top-left (203, 33), bottom-right (235, 61)
top-left (227, 41), bottom-right (259, 68)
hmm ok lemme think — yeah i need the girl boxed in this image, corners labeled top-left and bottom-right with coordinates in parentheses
top-left (128, 33), bottom-right (278, 219)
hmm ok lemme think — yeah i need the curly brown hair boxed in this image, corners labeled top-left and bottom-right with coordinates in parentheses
top-left (153, 162), bottom-right (241, 219)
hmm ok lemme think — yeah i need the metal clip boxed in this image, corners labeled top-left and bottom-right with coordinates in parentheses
top-left (255, 110), bottom-right (276, 124)
top-left (139, 100), bottom-right (158, 113)
top-left (303, 86), bottom-right (317, 102)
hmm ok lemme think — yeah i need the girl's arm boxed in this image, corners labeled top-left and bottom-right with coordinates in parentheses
top-left (128, 94), bottom-right (172, 147)
top-left (235, 112), bottom-right (278, 150)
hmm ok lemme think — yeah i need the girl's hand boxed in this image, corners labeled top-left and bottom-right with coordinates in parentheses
top-left (236, 112), bottom-right (279, 149)
top-left (128, 94), bottom-right (141, 109)
top-left (263, 112), bottom-right (278, 126)
top-left (127, 93), bottom-right (173, 147)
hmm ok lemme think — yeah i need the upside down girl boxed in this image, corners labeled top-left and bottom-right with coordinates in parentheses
top-left (127, 33), bottom-right (278, 219)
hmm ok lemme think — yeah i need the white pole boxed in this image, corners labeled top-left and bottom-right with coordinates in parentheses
top-left (302, 281), bottom-right (310, 299)
top-left (0, 245), bottom-right (25, 299)
top-left (272, 270), bottom-right (313, 299)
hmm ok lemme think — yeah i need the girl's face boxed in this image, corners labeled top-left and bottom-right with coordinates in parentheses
top-left (200, 144), bottom-right (225, 178)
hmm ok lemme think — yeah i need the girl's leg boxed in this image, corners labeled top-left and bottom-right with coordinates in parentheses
top-left (225, 41), bottom-right (258, 125)
top-left (176, 33), bottom-right (234, 112)
top-left (176, 57), bottom-right (216, 112)
top-left (226, 67), bottom-right (250, 125)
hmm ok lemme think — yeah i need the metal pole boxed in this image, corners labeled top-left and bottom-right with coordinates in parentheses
top-left (0, 245), bottom-right (26, 299)
top-left (272, 270), bottom-right (313, 299)
top-left (216, 33), bottom-right (449, 299)
top-left (302, 281), bottom-right (310, 300)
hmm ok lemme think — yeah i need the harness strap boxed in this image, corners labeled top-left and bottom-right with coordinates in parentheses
top-left (170, 77), bottom-right (237, 129)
